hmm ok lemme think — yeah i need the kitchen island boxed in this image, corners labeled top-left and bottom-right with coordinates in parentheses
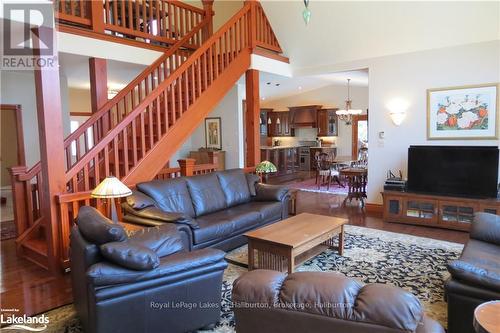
top-left (260, 146), bottom-right (300, 175)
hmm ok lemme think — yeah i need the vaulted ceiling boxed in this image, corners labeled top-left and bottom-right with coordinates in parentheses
top-left (259, 1), bottom-right (499, 73)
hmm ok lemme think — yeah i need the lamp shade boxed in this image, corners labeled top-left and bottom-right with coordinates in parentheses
top-left (91, 177), bottom-right (132, 199)
top-left (256, 160), bottom-right (277, 174)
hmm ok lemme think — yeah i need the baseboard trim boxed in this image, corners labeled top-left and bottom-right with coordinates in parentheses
top-left (365, 203), bottom-right (383, 217)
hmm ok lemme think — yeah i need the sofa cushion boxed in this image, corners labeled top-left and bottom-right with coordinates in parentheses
top-left (448, 239), bottom-right (500, 292)
top-left (100, 241), bottom-right (160, 271)
top-left (193, 208), bottom-right (261, 244)
top-left (217, 169), bottom-right (252, 207)
top-left (137, 178), bottom-right (195, 217)
top-left (185, 173), bottom-right (227, 216)
top-left (76, 206), bottom-right (127, 245)
top-left (237, 201), bottom-right (282, 223)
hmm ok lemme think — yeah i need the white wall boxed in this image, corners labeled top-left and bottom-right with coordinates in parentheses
top-left (364, 41), bottom-right (499, 204)
top-left (302, 41), bottom-right (499, 205)
top-left (262, 84), bottom-right (369, 156)
top-left (171, 84), bottom-right (245, 169)
top-left (1, 71), bottom-right (71, 168)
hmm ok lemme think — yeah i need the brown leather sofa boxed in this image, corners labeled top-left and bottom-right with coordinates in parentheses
top-left (123, 169), bottom-right (290, 252)
top-left (232, 270), bottom-right (444, 333)
top-left (70, 206), bottom-right (228, 333)
top-left (445, 212), bottom-right (500, 333)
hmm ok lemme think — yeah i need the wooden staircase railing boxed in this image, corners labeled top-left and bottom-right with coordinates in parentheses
top-left (56, 0), bottom-right (209, 49)
top-left (63, 3), bottom-right (258, 188)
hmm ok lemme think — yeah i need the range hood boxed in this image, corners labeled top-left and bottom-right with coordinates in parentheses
top-left (289, 105), bottom-right (322, 128)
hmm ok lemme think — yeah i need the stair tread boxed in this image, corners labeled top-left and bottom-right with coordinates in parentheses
top-left (23, 236), bottom-right (48, 256)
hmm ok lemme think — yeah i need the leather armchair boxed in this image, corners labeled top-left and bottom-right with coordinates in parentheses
top-left (71, 206), bottom-right (228, 333)
top-left (233, 270), bottom-right (444, 333)
top-left (445, 212), bottom-right (500, 333)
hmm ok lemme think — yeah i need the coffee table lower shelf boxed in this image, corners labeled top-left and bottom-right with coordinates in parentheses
top-left (247, 226), bottom-right (344, 274)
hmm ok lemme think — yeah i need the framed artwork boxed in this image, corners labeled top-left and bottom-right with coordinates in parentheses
top-left (205, 117), bottom-right (222, 150)
top-left (427, 83), bottom-right (498, 140)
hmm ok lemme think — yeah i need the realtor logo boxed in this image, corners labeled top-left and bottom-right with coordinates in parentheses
top-left (2, 2), bottom-right (57, 69)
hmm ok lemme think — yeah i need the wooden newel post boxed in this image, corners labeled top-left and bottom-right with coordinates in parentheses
top-left (207, 151), bottom-right (219, 170)
top-left (245, 0), bottom-right (257, 50)
top-left (90, 0), bottom-right (105, 33)
top-left (178, 158), bottom-right (196, 176)
top-left (202, 0), bottom-right (214, 41)
top-left (9, 166), bottom-right (29, 235)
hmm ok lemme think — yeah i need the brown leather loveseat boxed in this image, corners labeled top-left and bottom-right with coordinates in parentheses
top-left (232, 270), bottom-right (444, 333)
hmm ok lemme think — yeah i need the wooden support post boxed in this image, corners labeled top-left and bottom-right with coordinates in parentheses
top-left (202, 0), bottom-right (214, 42)
top-left (89, 57), bottom-right (108, 137)
top-left (90, 0), bottom-right (105, 33)
top-left (33, 27), bottom-right (67, 274)
top-left (245, 69), bottom-right (260, 167)
top-left (178, 158), bottom-right (196, 176)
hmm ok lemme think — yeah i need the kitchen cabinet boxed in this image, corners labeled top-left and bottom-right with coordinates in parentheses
top-left (317, 108), bottom-right (338, 136)
top-left (260, 147), bottom-right (300, 175)
top-left (260, 109), bottom-right (272, 136)
top-left (267, 111), bottom-right (294, 137)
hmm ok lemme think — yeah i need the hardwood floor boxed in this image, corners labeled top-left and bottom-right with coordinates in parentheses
top-left (0, 240), bottom-right (72, 317)
top-left (0, 186), bottom-right (469, 318)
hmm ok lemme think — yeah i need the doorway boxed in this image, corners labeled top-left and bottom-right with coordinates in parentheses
top-left (1, 104), bottom-right (25, 239)
top-left (352, 114), bottom-right (368, 158)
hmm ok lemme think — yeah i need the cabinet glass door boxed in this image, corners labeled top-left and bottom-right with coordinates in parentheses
top-left (403, 200), bottom-right (438, 223)
top-left (439, 201), bottom-right (477, 229)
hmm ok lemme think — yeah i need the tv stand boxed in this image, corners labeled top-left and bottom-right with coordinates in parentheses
top-left (382, 190), bottom-right (500, 231)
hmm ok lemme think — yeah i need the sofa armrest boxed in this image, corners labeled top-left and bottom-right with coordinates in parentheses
top-left (254, 183), bottom-right (290, 202)
top-left (470, 212), bottom-right (500, 245)
top-left (123, 204), bottom-right (199, 229)
top-left (129, 223), bottom-right (186, 257)
top-left (87, 248), bottom-right (227, 287)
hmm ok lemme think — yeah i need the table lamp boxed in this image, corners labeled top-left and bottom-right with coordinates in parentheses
top-left (256, 160), bottom-right (277, 183)
top-left (91, 176), bottom-right (132, 223)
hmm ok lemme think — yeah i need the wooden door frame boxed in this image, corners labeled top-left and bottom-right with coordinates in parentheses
top-left (352, 114), bottom-right (368, 158)
top-left (1, 104), bottom-right (26, 166)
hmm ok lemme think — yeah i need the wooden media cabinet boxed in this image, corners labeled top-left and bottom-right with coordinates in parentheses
top-left (382, 190), bottom-right (500, 231)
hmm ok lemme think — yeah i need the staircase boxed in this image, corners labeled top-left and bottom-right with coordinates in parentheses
top-left (10, 0), bottom-right (285, 271)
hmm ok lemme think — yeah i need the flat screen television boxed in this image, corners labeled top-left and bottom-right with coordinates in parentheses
top-left (407, 146), bottom-right (499, 198)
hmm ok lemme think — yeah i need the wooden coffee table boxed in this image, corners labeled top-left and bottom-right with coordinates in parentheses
top-left (245, 213), bottom-right (348, 274)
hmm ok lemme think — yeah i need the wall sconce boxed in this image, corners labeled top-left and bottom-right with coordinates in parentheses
top-left (387, 98), bottom-right (409, 126)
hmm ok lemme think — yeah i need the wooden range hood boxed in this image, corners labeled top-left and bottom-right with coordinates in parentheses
top-left (288, 105), bottom-right (322, 128)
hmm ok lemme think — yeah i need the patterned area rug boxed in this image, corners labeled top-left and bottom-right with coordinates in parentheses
top-left (0, 220), bottom-right (17, 240)
top-left (287, 178), bottom-right (349, 195)
top-left (7, 225), bottom-right (462, 333)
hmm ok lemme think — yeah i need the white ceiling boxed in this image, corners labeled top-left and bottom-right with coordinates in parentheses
top-left (239, 69), bottom-right (368, 101)
top-left (59, 52), bottom-right (146, 90)
top-left (261, 1), bottom-right (499, 72)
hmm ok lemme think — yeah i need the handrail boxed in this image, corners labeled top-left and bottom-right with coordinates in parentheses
top-left (64, 3), bottom-right (253, 185)
top-left (15, 163), bottom-right (42, 182)
top-left (56, 1), bottom-right (207, 48)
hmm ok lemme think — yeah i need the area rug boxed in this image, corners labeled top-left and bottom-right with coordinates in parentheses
top-left (6, 226), bottom-right (462, 333)
top-left (1, 220), bottom-right (17, 240)
top-left (287, 177), bottom-right (349, 195)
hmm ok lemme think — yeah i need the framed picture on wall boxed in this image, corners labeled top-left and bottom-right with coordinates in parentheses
top-left (205, 117), bottom-right (222, 150)
top-left (427, 83), bottom-right (498, 140)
